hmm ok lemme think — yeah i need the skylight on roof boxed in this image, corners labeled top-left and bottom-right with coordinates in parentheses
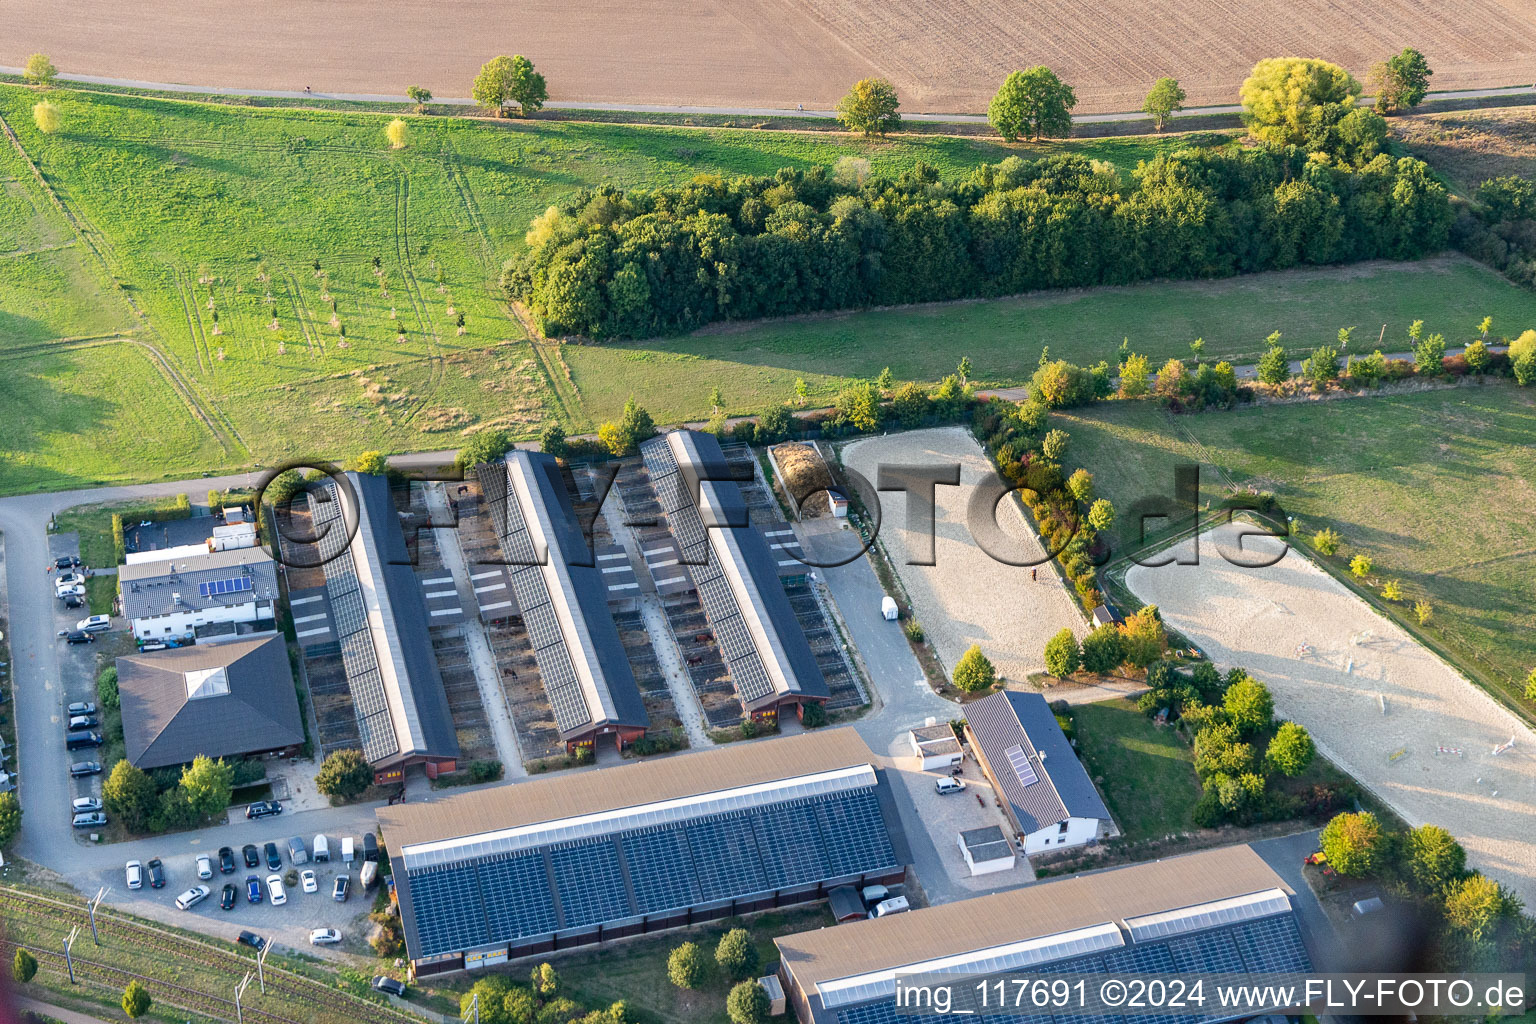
top-left (184, 666), bottom-right (231, 700)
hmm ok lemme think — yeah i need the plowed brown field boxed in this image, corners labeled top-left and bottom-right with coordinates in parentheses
top-left (6, 0), bottom-right (1536, 114)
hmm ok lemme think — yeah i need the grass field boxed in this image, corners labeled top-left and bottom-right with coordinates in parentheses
top-left (1054, 384), bottom-right (1536, 715)
top-left (576, 256), bottom-right (1536, 420)
top-left (1071, 697), bottom-right (1200, 842)
top-left (0, 85), bottom-right (1215, 492)
top-left (1394, 105), bottom-right (1536, 195)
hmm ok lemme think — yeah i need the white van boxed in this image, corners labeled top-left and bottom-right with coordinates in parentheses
top-left (868, 896), bottom-right (910, 919)
top-left (313, 834), bottom-right (330, 862)
top-left (341, 836), bottom-right (355, 864)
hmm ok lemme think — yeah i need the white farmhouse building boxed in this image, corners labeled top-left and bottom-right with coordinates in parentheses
top-left (119, 547), bottom-right (280, 643)
top-left (963, 690), bottom-right (1115, 856)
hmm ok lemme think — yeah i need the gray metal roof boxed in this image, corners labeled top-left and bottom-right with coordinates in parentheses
top-left (117, 636), bottom-right (304, 769)
top-left (959, 825), bottom-right (1014, 862)
top-left (965, 690), bottom-right (1111, 833)
top-left (309, 473), bottom-right (460, 768)
top-left (477, 452), bottom-right (648, 739)
top-left (641, 430), bottom-right (828, 710)
top-left (119, 547), bottom-right (279, 622)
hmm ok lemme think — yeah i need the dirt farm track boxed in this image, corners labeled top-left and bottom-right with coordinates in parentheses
top-left (7, 0), bottom-right (1536, 114)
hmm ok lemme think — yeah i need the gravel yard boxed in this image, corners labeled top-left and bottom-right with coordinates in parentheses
top-left (1127, 521), bottom-right (1536, 905)
top-left (841, 427), bottom-right (1083, 685)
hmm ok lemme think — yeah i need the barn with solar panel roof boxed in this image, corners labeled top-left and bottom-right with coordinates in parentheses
top-left (964, 691), bottom-right (1115, 856)
top-left (376, 728), bottom-right (907, 976)
top-left (774, 845), bottom-right (1314, 1024)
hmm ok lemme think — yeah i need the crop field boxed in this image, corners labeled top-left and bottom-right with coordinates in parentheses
top-left (1394, 104), bottom-right (1536, 195)
top-left (1052, 384), bottom-right (1536, 715)
top-left (6, 0), bottom-right (1536, 115)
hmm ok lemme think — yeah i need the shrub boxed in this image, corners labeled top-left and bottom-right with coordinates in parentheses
top-left (12, 948), bottom-right (37, 984)
top-left (715, 928), bottom-right (759, 981)
top-left (800, 702), bottom-right (828, 728)
top-left (728, 981), bottom-right (771, 1024)
top-left (1043, 629), bottom-right (1081, 677)
top-left (1223, 676), bottom-right (1274, 737)
top-left (1310, 527), bottom-right (1341, 556)
top-left (901, 618), bottom-right (924, 643)
top-left (1442, 873), bottom-right (1517, 942)
top-left (668, 942), bottom-right (708, 989)
top-left (456, 428), bottom-right (514, 471)
top-left (1349, 553), bottom-right (1373, 578)
top-left (1381, 579), bottom-right (1403, 602)
top-left (952, 645), bottom-right (998, 692)
top-left (1194, 722), bottom-right (1253, 779)
top-left (122, 980), bottom-right (152, 1019)
top-left (1405, 823), bottom-right (1465, 893)
top-left (0, 794), bottom-right (20, 847)
top-left (1118, 606), bottom-right (1166, 668)
top-left (1255, 343), bottom-right (1290, 385)
top-left (757, 404), bottom-right (792, 441)
top-left (32, 100), bottom-right (61, 134)
top-left (386, 118), bottom-right (409, 149)
top-left (97, 665), bottom-right (120, 709)
top-left (1414, 600), bottom-right (1433, 626)
top-left (469, 759), bottom-right (503, 782)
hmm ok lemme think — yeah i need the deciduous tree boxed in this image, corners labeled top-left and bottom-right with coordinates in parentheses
top-left (952, 645), bottom-right (997, 692)
top-left (1240, 58), bottom-right (1361, 148)
top-left (180, 755), bottom-right (235, 820)
top-left (668, 942), bottom-right (708, 990)
top-left (103, 760), bottom-right (156, 832)
top-left (1079, 625), bottom-right (1124, 675)
top-left (1087, 498), bottom-right (1115, 533)
top-left (24, 53), bottom-right (57, 88)
top-left (1319, 811), bottom-right (1384, 876)
top-left (1442, 873), bottom-right (1517, 941)
top-left (1044, 629), bottom-right (1081, 677)
top-left (345, 450), bottom-right (389, 475)
top-left (474, 55), bottom-right (547, 117)
top-left (1405, 824), bottom-right (1465, 892)
top-left (315, 749), bottom-right (372, 801)
top-left (1369, 48), bottom-right (1433, 113)
top-left (1142, 77), bottom-right (1185, 131)
top-left (1265, 722), bottom-right (1314, 776)
top-left (12, 948), bottom-right (37, 984)
top-left (32, 100), bottom-right (60, 134)
top-left (714, 928), bottom-right (759, 981)
top-left (1118, 606), bottom-right (1166, 668)
top-left (457, 427), bottom-right (516, 470)
top-left (836, 78), bottom-right (901, 137)
top-left (988, 67), bottom-right (1076, 141)
top-left (1223, 676), bottom-right (1274, 737)
top-left (386, 118), bottom-right (409, 149)
top-left (0, 793), bottom-right (21, 847)
top-left (407, 84), bottom-right (433, 112)
top-left (1119, 352), bottom-right (1150, 398)
top-left (728, 982), bottom-right (770, 1024)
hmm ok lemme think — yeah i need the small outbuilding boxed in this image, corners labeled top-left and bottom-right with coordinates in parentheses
top-left (827, 885), bottom-right (867, 923)
top-left (957, 826), bottom-right (1016, 876)
top-left (907, 723), bottom-right (962, 770)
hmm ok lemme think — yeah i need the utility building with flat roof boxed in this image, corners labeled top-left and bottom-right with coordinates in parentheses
top-left (641, 430), bottom-right (829, 723)
top-left (477, 451), bottom-right (649, 752)
top-left (377, 728), bottom-right (906, 976)
top-left (307, 472), bottom-right (459, 783)
top-left (775, 845), bottom-right (1313, 1024)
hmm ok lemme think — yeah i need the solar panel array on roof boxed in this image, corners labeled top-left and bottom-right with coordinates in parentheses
top-left (1004, 744), bottom-right (1040, 787)
top-left (826, 904), bottom-right (1311, 1024)
top-left (642, 433), bottom-right (829, 709)
top-left (308, 485), bottom-right (399, 763)
top-left (402, 786), bottom-right (896, 958)
top-left (198, 576), bottom-right (253, 598)
top-left (476, 463), bottom-right (592, 735)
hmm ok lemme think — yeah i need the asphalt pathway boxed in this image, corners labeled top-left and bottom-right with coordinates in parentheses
top-left (3, 66), bottom-right (1531, 126)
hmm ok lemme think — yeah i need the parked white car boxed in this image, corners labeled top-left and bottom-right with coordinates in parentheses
top-left (266, 874), bottom-right (287, 905)
top-left (309, 928), bottom-right (342, 946)
top-left (56, 584), bottom-right (85, 599)
top-left (175, 885), bottom-right (211, 911)
top-left (125, 860), bottom-right (143, 890)
top-left (300, 869), bottom-right (318, 894)
top-left (73, 796), bottom-right (103, 813)
top-left (54, 573), bottom-right (85, 591)
top-left (76, 615), bottom-right (112, 633)
top-left (197, 854), bottom-right (214, 880)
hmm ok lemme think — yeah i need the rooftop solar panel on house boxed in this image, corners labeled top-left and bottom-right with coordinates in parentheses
top-left (198, 576), bottom-right (253, 597)
top-left (1005, 744), bottom-right (1040, 787)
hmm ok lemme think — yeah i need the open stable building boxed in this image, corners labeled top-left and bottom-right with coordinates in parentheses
top-left (476, 450), bottom-right (650, 753)
top-left (640, 430), bottom-right (829, 724)
top-left (774, 845), bottom-right (1312, 1024)
top-left (377, 728), bottom-right (907, 976)
top-left (301, 472), bottom-right (460, 784)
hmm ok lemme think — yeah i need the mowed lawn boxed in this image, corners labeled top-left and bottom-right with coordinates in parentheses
top-left (1071, 697), bottom-right (1200, 842)
top-left (1054, 385), bottom-right (1536, 711)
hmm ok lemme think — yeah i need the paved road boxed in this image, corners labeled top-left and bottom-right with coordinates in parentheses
top-left (4, 66), bottom-right (1532, 126)
top-left (13, 995), bottom-right (114, 1024)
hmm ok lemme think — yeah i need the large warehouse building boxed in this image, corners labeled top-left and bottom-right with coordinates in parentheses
top-left (477, 450), bottom-right (650, 753)
top-left (774, 845), bottom-right (1312, 1024)
top-left (377, 728), bottom-right (906, 976)
top-left (641, 429), bottom-right (828, 722)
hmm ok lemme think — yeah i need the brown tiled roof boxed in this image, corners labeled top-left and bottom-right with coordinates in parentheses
top-left (377, 726), bottom-right (879, 849)
top-left (775, 845), bottom-right (1289, 990)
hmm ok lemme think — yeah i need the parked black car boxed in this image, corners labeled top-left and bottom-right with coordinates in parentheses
top-left (372, 977), bottom-right (407, 997)
top-left (68, 761), bottom-right (102, 777)
top-left (242, 843), bottom-right (260, 868)
top-left (63, 631), bottom-right (94, 644)
top-left (245, 800), bottom-right (282, 819)
top-left (236, 930), bottom-right (266, 951)
top-left (55, 555), bottom-right (81, 569)
top-left (219, 846), bottom-right (236, 874)
top-left (65, 732), bottom-right (102, 750)
top-left (221, 884), bottom-right (237, 910)
top-left (263, 841), bottom-right (282, 871)
top-left (363, 832), bottom-right (379, 862)
top-left (146, 858), bottom-right (166, 889)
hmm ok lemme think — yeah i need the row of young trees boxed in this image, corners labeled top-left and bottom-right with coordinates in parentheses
top-left (508, 146), bottom-right (1451, 339)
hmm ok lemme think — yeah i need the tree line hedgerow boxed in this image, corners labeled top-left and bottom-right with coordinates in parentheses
top-left (505, 146), bottom-right (1451, 340)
